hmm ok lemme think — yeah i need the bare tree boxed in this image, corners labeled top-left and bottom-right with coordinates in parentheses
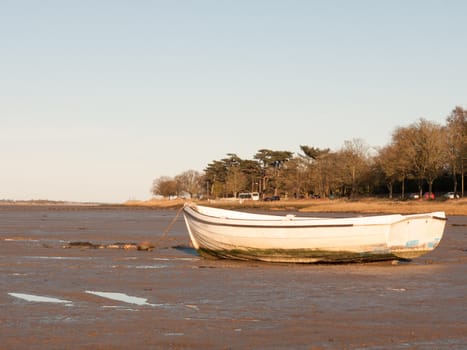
top-left (393, 119), bottom-right (446, 197)
top-left (340, 139), bottom-right (372, 198)
top-left (151, 176), bottom-right (178, 198)
top-left (375, 144), bottom-right (399, 199)
top-left (175, 170), bottom-right (203, 198)
top-left (445, 106), bottom-right (467, 197)
top-left (375, 137), bottom-right (414, 199)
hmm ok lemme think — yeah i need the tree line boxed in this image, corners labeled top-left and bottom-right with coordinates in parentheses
top-left (152, 106), bottom-right (466, 200)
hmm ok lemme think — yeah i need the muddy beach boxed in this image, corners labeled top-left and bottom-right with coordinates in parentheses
top-left (0, 206), bottom-right (466, 349)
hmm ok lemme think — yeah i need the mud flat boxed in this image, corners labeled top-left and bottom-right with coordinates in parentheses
top-left (0, 206), bottom-right (466, 349)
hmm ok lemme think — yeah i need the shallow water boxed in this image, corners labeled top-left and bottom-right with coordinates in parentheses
top-left (85, 291), bottom-right (158, 306)
top-left (0, 206), bottom-right (466, 349)
top-left (9, 293), bottom-right (72, 304)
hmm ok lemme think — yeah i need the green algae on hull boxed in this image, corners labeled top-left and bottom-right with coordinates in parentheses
top-left (197, 247), bottom-right (398, 264)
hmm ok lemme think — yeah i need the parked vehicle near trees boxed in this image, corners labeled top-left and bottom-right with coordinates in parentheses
top-left (423, 192), bottom-right (435, 200)
top-left (238, 192), bottom-right (260, 201)
top-left (264, 195), bottom-right (280, 201)
top-left (443, 192), bottom-right (459, 199)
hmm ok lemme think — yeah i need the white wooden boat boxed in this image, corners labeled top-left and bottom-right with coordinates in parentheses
top-left (182, 204), bottom-right (446, 263)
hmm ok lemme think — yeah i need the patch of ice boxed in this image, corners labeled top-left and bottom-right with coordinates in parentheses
top-left (4, 238), bottom-right (39, 242)
top-left (9, 293), bottom-right (72, 304)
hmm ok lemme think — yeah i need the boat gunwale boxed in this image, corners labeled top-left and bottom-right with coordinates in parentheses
top-left (184, 208), bottom-right (354, 228)
top-left (426, 215), bottom-right (447, 221)
top-left (183, 204), bottom-right (446, 229)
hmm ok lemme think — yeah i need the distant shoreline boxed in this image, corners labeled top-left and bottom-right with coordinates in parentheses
top-left (1, 197), bottom-right (465, 216)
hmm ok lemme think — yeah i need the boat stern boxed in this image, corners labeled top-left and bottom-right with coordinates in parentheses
top-left (388, 212), bottom-right (446, 259)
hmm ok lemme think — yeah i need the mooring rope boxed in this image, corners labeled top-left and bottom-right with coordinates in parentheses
top-left (158, 204), bottom-right (185, 241)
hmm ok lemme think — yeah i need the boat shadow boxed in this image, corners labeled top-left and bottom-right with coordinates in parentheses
top-left (172, 245), bottom-right (199, 257)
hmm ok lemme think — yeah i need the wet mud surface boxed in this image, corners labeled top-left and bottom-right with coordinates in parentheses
top-left (0, 206), bottom-right (466, 349)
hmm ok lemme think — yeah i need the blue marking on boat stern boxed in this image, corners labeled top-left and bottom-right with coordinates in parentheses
top-left (405, 240), bottom-right (420, 248)
top-left (428, 238), bottom-right (441, 248)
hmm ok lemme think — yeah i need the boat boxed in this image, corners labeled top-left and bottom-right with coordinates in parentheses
top-left (182, 203), bottom-right (446, 263)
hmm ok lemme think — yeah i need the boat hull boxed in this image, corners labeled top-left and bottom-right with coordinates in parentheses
top-left (183, 204), bottom-right (446, 263)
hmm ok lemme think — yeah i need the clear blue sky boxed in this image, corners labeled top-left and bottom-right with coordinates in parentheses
top-left (1, 1), bottom-right (466, 203)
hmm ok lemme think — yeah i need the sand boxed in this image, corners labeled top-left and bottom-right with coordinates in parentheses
top-left (0, 205), bottom-right (466, 349)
